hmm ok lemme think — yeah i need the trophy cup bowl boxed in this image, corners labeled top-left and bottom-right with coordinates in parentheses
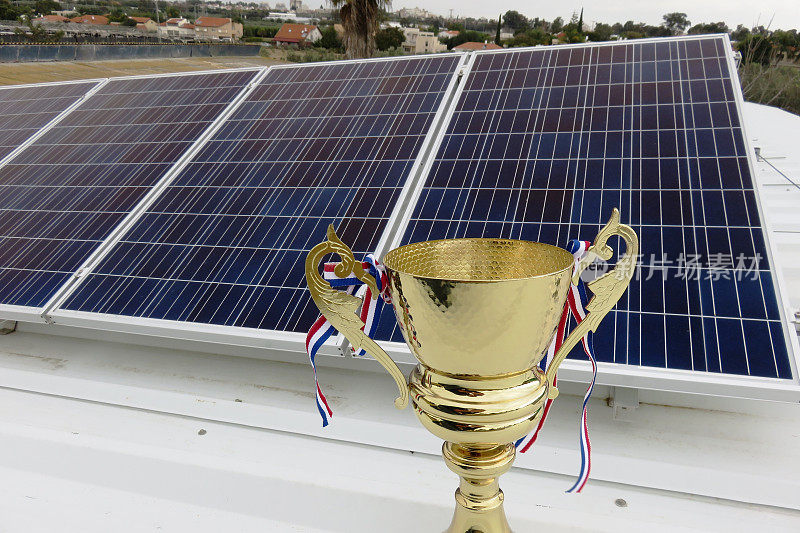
top-left (305, 209), bottom-right (638, 533)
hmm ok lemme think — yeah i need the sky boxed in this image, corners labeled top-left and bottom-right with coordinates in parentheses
top-left (390, 1), bottom-right (800, 31)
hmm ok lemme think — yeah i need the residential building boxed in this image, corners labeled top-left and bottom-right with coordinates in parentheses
top-left (269, 12), bottom-right (296, 20)
top-left (129, 16), bottom-right (158, 33)
top-left (194, 16), bottom-right (243, 42)
top-left (273, 23), bottom-right (321, 45)
top-left (401, 28), bottom-right (447, 54)
top-left (32, 14), bottom-right (69, 23)
top-left (158, 18), bottom-right (196, 40)
top-left (499, 31), bottom-right (514, 41)
top-left (453, 41), bottom-right (503, 51)
top-left (70, 15), bottom-right (109, 25)
top-left (396, 7), bottom-right (434, 19)
top-left (267, 12), bottom-right (313, 23)
top-left (438, 29), bottom-right (459, 39)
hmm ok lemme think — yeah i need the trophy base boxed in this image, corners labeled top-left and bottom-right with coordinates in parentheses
top-left (442, 442), bottom-right (515, 533)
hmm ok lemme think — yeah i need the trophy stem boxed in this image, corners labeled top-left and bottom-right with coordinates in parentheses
top-left (442, 442), bottom-right (515, 533)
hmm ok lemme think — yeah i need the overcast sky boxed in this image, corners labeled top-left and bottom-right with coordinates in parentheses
top-left (390, 1), bottom-right (800, 31)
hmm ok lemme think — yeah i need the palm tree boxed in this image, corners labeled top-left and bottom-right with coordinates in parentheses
top-left (330, 0), bottom-right (390, 59)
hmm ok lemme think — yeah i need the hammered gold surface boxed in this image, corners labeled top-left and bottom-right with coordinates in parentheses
top-left (383, 238), bottom-right (573, 281)
top-left (383, 238), bottom-right (573, 377)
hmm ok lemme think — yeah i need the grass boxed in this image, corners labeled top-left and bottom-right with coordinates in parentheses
top-left (739, 63), bottom-right (800, 116)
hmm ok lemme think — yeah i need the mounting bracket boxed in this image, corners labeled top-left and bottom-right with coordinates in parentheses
top-left (608, 386), bottom-right (639, 422)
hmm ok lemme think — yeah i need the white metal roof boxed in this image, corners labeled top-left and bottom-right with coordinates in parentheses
top-left (742, 102), bottom-right (800, 314)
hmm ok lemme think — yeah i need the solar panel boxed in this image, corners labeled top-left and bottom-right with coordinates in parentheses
top-left (0, 81), bottom-right (98, 161)
top-left (380, 36), bottom-right (794, 381)
top-left (58, 55), bottom-right (463, 333)
top-left (0, 70), bottom-right (258, 311)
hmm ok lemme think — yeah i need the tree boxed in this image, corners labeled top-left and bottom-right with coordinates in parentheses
top-left (502, 10), bottom-right (527, 32)
top-left (507, 28), bottom-right (550, 47)
top-left (330, 0), bottom-right (389, 58)
top-left (687, 22), bottom-right (729, 35)
top-left (317, 26), bottom-right (342, 49)
top-left (662, 12), bottom-right (690, 35)
top-left (107, 8), bottom-right (129, 23)
top-left (737, 33), bottom-right (774, 65)
top-left (34, 0), bottom-right (61, 15)
top-left (731, 24), bottom-right (750, 42)
top-left (444, 30), bottom-right (491, 50)
top-left (122, 17), bottom-right (138, 27)
top-left (587, 22), bottom-right (613, 42)
top-left (166, 5), bottom-right (180, 18)
top-left (551, 16), bottom-right (563, 33)
top-left (577, 8), bottom-right (583, 32)
top-left (0, 0), bottom-right (22, 21)
top-left (494, 14), bottom-right (501, 45)
top-left (375, 26), bottom-right (403, 50)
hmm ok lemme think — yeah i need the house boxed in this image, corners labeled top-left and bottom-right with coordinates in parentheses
top-left (129, 16), bottom-right (158, 33)
top-left (453, 41), bottom-right (503, 51)
top-left (273, 23), bottom-right (321, 45)
top-left (401, 28), bottom-right (447, 54)
top-left (194, 16), bottom-right (243, 42)
top-left (438, 29), bottom-right (459, 39)
top-left (157, 18), bottom-right (196, 40)
top-left (32, 14), bottom-right (69, 23)
top-left (69, 14), bottom-right (109, 25)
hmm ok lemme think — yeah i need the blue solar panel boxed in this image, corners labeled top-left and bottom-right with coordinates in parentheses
top-left (0, 81), bottom-right (97, 161)
top-left (378, 36), bottom-right (792, 379)
top-left (61, 55), bottom-right (462, 332)
top-left (0, 70), bottom-right (258, 309)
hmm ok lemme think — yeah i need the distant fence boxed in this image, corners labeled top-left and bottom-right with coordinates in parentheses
top-left (0, 43), bottom-right (261, 63)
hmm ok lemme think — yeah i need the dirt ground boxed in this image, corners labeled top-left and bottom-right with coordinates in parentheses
top-left (0, 56), bottom-right (286, 85)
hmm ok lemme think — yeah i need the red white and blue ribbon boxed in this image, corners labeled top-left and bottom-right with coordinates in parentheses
top-left (515, 239), bottom-right (598, 494)
top-left (305, 254), bottom-right (390, 426)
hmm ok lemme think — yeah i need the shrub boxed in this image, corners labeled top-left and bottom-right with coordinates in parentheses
top-left (739, 63), bottom-right (800, 116)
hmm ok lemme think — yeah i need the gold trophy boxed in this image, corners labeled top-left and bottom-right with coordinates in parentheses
top-left (305, 209), bottom-right (638, 533)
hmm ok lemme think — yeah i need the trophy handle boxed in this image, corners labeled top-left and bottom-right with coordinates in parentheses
top-left (545, 208), bottom-right (639, 399)
top-left (305, 225), bottom-right (409, 410)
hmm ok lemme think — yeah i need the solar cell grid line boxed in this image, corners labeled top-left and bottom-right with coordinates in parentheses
top-left (83, 57), bottom-right (456, 328)
top-left (72, 58), bottom-right (460, 330)
top-left (57, 54), bottom-right (464, 337)
top-left (0, 69), bottom-right (260, 316)
top-left (375, 35), bottom-right (796, 391)
top-left (0, 80), bottom-right (101, 166)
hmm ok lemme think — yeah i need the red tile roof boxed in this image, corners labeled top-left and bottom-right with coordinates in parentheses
top-left (274, 23), bottom-right (318, 43)
top-left (453, 41), bottom-right (503, 51)
top-left (70, 14), bottom-right (109, 25)
top-left (129, 16), bottom-right (152, 24)
top-left (33, 14), bottom-right (69, 22)
top-left (195, 16), bottom-right (232, 27)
